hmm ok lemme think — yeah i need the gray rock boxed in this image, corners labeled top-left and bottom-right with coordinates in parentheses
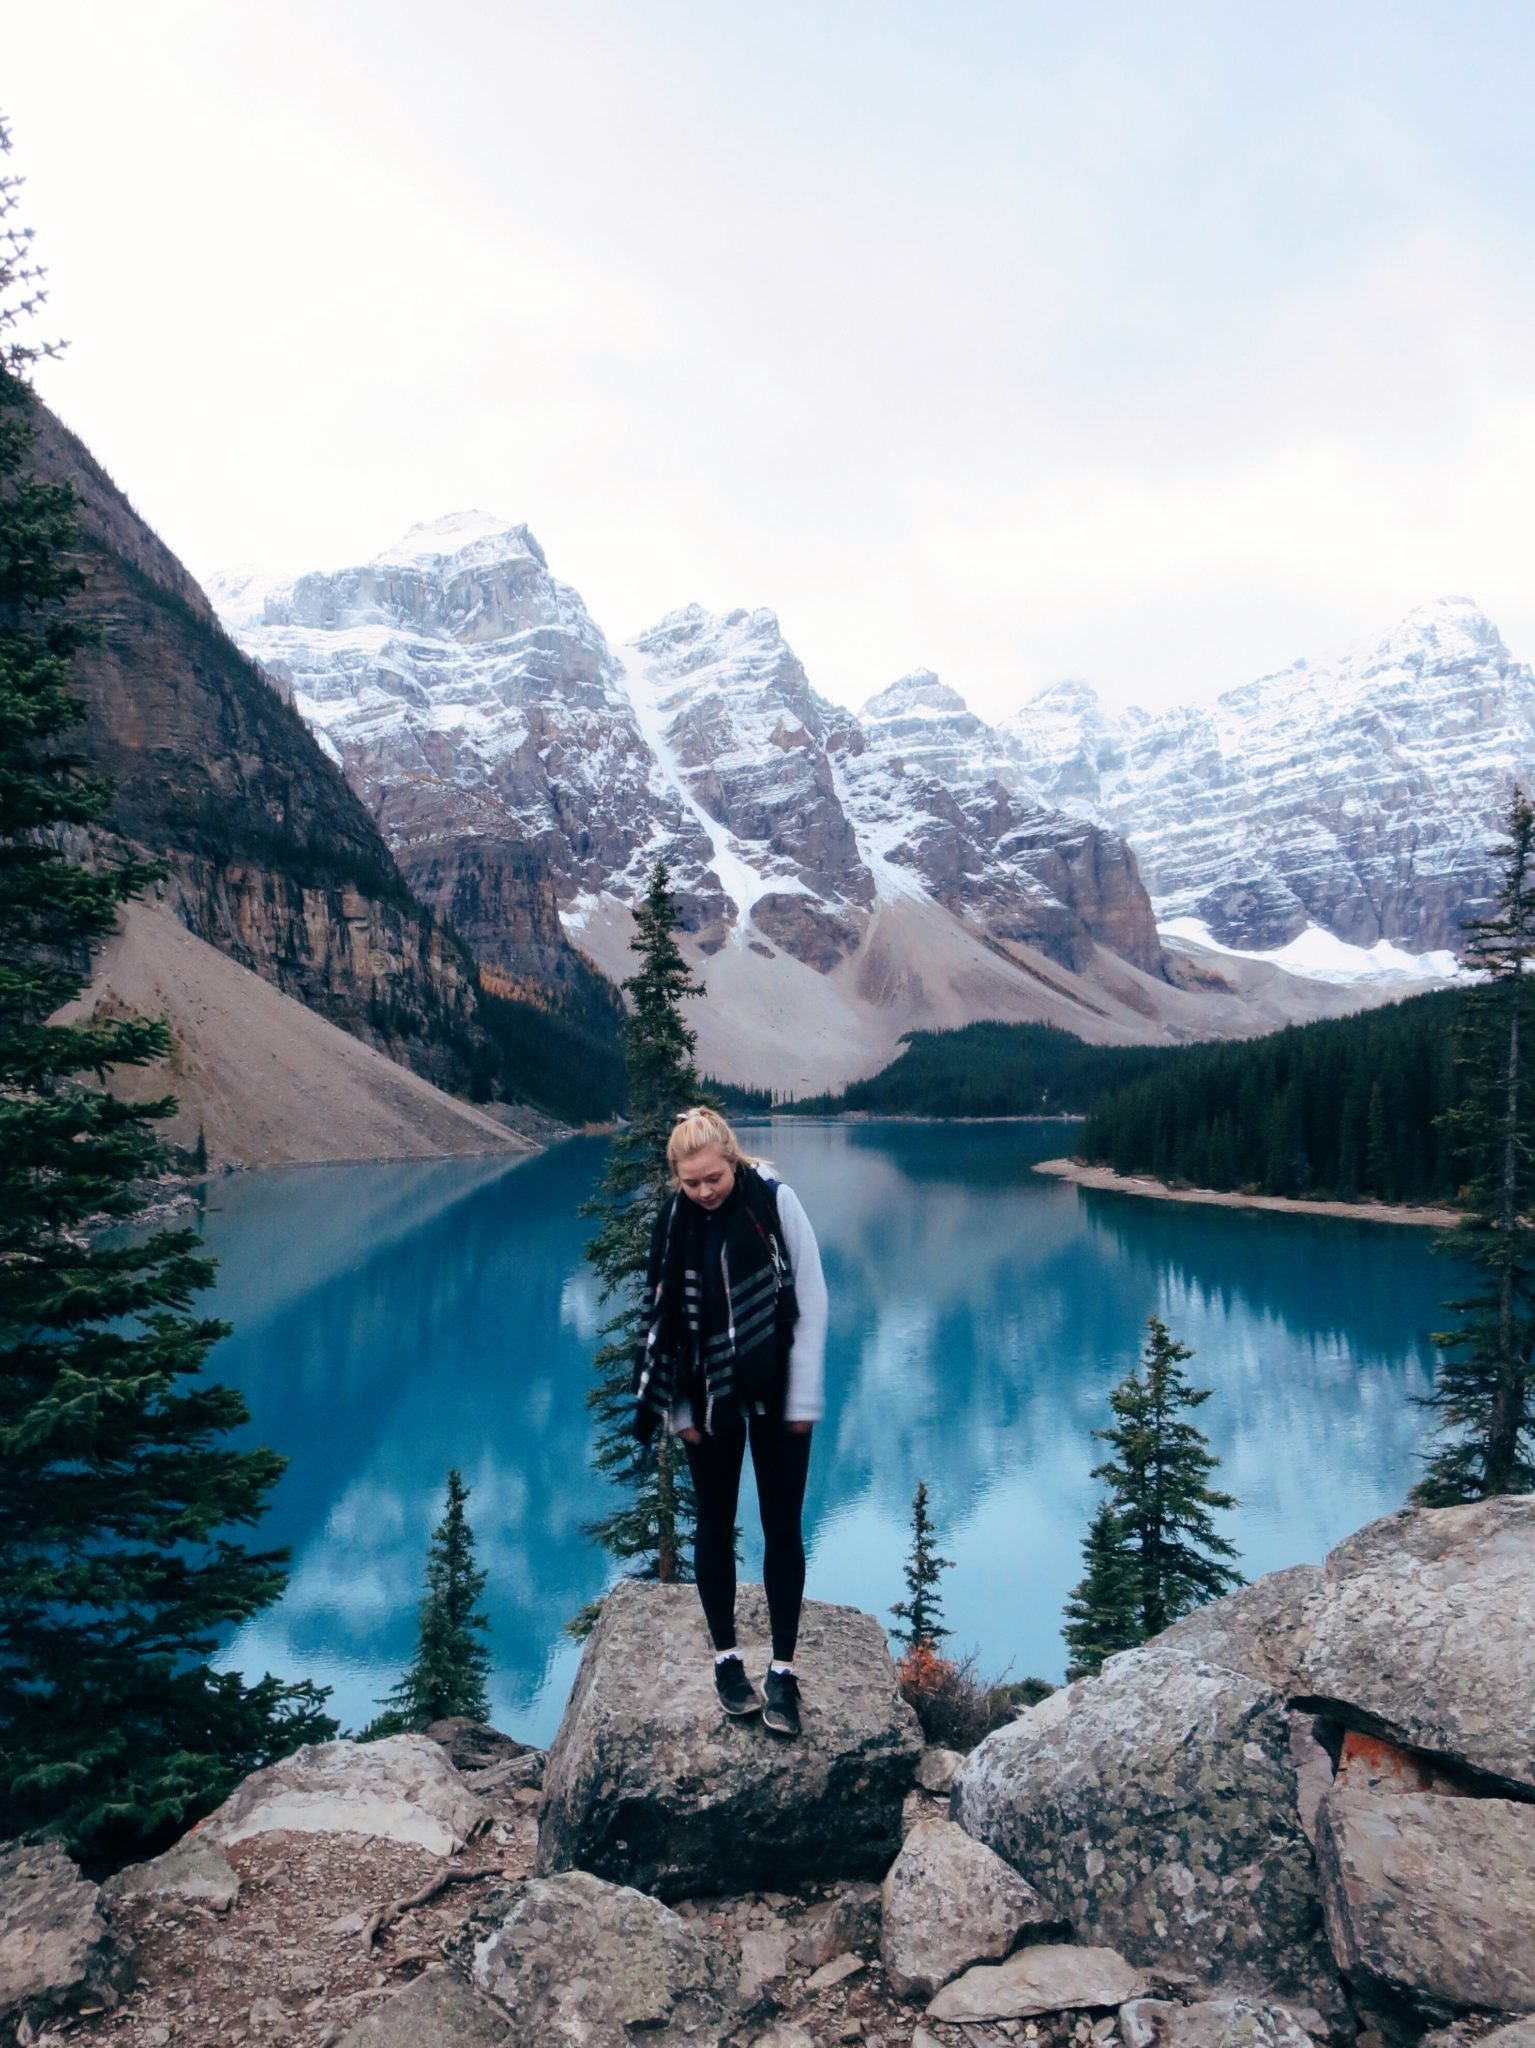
top-left (806, 1952), bottom-right (865, 1992)
top-left (0, 1839), bottom-right (120, 2027)
top-left (1423, 2027), bottom-right (1535, 2048)
top-left (1315, 1784), bottom-right (1535, 2019)
top-left (739, 1925), bottom-right (793, 2004)
top-left (335, 1970), bottom-right (511, 2046)
top-left (751, 2027), bottom-right (817, 2048)
top-left (1152, 1567), bottom-right (1323, 1694)
top-left (914, 1747), bottom-right (963, 1795)
top-left (926, 1943), bottom-right (1147, 2021)
top-left (1119, 1998), bottom-right (1321, 2048)
top-left (1296, 1497), bottom-right (1535, 1792)
top-left (103, 1838), bottom-right (241, 1913)
top-left (952, 1648), bottom-right (1340, 2013)
top-left (426, 1720), bottom-right (532, 1774)
top-left (880, 1817), bottom-right (1062, 2000)
top-left (199, 1734), bottom-right (481, 1856)
top-left (1287, 1715), bottom-right (1336, 1849)
top-left (787, 1883), bottom-right (881, 1969)
top-left (538, 1582), bottom-right (922, 1899)
top-left (472, 1868), bottom-right (737, 2046)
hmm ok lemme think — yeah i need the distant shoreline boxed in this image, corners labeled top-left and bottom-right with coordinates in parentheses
top-left (1033, 1157), bottom-right (1461, 1230)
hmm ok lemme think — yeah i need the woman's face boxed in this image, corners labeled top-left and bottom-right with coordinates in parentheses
top-left (678, 1145), bottom-right (736, 1210)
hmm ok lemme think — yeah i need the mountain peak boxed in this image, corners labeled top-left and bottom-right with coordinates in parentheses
top-left (861, 669), bottom-right (968, 721)
top-left (375, 512), bottom-right (546, 571)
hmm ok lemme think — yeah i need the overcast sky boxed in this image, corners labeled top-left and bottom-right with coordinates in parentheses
top-left (10, 1), bottom-right (1535, 717)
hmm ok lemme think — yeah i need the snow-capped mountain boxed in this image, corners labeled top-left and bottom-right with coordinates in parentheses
top-left (212, 522), bottom-right (1160, 988)
top-left (1005, 597), bottom-right (1535, 953)
top-left (212, 521), bottom-right (1487, 1090)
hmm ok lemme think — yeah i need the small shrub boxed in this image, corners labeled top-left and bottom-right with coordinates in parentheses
top-left (896, 1642), bottom-right (1049, 1752)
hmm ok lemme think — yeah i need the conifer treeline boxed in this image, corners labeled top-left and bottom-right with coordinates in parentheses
top-left (1080, 988), bottom-right (1469, 1204)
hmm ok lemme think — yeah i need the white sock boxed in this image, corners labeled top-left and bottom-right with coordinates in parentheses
top-left (770, 1660), bottom-right (795, 1675)
top-left (715, 1649), bottom-right (739, 1665)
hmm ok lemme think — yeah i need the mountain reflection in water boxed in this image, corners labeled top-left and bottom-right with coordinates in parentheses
top-left (202, 1122), bottom-right (1444, 1742)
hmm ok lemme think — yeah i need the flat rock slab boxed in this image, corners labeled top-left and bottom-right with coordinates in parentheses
top-left (0, 1839), bottom-right (119, 2026)
top-left (1296, 1497), bottom-right (1535, 1792)
top-left (197, 1734), bottom-right (481, 1857)
top-left (927, 1942), bottom-right (1146, 2021)
top-left (953, 1647), bottom-right (1340, 2013)
top-left (915, 1747), bottom-right (963, 1795)
top-left (473, 1869), bottom-right (737, 2046)
top-left (336, 1969), bottom-right (512, 2046)
top-left (1316, 1784), bottom-right (1535, 2018)
top-left (103, 1838), bottom-right (240, 1913)
top-left (538, 1581), bottom-right (922, 1899)
top-left (881, 1816), bottom-right (1062, 1999)
top-left (1120, 1998), bottom-right (1321, 2048)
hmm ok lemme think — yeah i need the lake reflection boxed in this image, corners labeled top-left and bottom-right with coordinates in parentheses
top-left (203, 1123), bottom-right (1446, 1742)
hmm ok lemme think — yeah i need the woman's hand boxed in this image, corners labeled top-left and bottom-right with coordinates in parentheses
top-left (679, 1427), bottom-right (703, 1445)
top-left (788, 1420), bottom-right (812, 1434)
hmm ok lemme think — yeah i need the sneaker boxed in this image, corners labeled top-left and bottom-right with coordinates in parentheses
top-left (762, 1665), bottom-right (801, 1738)
top-left (714, 1654), bottom-right (760, 1717)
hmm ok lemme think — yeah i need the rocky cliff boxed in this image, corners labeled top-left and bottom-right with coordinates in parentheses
top-left (28, 401), bottom-right (493, 1091)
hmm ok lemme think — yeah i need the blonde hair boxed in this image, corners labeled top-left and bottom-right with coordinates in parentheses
top-left (666, 1106), bottom-right (759, 1184)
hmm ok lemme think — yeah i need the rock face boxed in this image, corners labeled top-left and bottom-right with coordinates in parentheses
top-left (1005, 596), bottom-right (1535, 954)
top-left (880, 1815), bottom-right (1062, 1999)
top-left (953, 1647), bottom-right (1339, 2012)
top-left (537, 1581), bottom-right (922, 1900)
top-left (27, 401), bottom-right (497, 1096)
top-left (0, 1839), bottom-right (120, 2028)
top-left (1295, 1495), bottom-right (1535, 1792)
top-left (473, 1869), bottom-right (737, 2045)
top-left (1315, 1785), bottom-right (1535, 2021)
top-left (198, 1733), bottom-right (481, 1856)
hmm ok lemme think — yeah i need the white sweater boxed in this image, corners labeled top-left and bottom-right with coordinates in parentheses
top-left (669, 1178), bottom-right (828, 1432)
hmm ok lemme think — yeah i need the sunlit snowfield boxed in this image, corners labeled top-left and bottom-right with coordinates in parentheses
top-left (205, 1122), bottom-right (1444, 1742)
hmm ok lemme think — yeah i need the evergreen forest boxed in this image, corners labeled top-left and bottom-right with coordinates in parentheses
top-left (1079, 988), bottom-right (1467, 1205)
top-left (796, 1020), bottom-right (1178, 1118)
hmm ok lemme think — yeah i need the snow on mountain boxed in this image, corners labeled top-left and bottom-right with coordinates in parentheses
top-left (1008, 596), bottom-right (1535, 954)
top-left (210, 519), bottom-right (1488, 1089)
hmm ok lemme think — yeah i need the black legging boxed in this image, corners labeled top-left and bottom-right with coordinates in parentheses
top-left (682, 1414), bottom-right (813, 1663)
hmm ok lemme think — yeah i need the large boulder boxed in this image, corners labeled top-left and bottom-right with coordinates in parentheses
top-left (1295, 1497), bottom-right (1535, 1792)
top-left (472, 1868), bottom-right (737, 2045)
top-left (880, 1816), bottom-right (1062, 1999)
top-left (1315, 1784), bottom-right (1535, 2021)
top-left (952, 1648), bottom-right (1340, 2014)
top-left (0, 1839), bottom-right (122, 2029)
top-left (1153, 1567), bottom-right (1323, 1694)
top-left (537, 1582), bottom-right (922, 1900)
top-left (197, 1733), bottom-right (481, 1856)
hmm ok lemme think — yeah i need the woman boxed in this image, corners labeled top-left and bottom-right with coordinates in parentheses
top-left (634, 1107), bottom-right (827, 1737)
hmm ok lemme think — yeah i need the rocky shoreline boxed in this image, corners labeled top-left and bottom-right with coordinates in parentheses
top-left (1032, 1159), bottom-right (1461, 1230)
top-left (3, 1498), bottom-right (1531, 2048)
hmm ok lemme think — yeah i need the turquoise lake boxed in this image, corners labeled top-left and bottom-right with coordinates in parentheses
top-left (201, 1120), bottom-right (1448, 1742)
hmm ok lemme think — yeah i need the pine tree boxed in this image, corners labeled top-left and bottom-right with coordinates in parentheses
top-left (1061, 1499), bottom-right (1141, 1679)
top-left (889, 1480), bottom-right (953, 1650)
top-left (372, 1470), bottom-right (493, 1730)
top-left (577, 861), bottom-right (707, 1607)
top-left (1415, 788), bottom-right (1535, 1504)
top-left (0, 131), bottom-right (333, 1856)
top-left (1084, 1317), bottom-right (1242, 1643)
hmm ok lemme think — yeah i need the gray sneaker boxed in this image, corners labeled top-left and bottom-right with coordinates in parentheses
top-left (714, 1654), bottom-right (760, 1717)
top-left (762, 1665), bottom-right (801, 1738)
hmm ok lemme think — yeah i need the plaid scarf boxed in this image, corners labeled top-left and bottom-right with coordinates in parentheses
top-left (633, 1164), bottom-right (798, 1441)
